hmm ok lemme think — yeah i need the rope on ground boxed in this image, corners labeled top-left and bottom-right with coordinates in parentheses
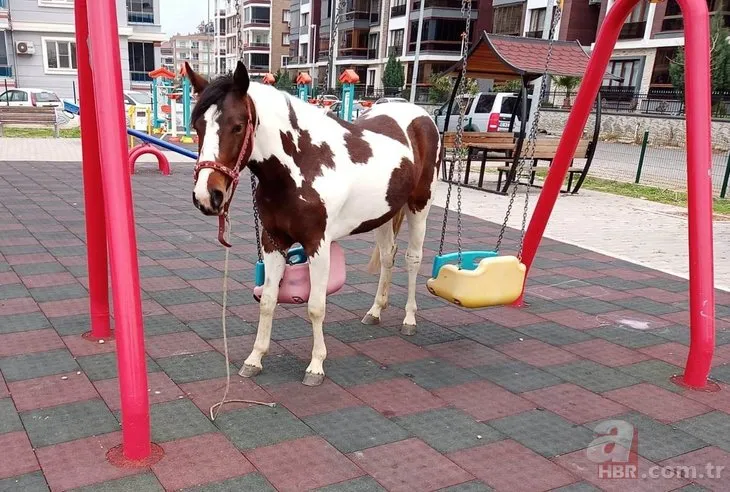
top-left (210, 218), bottom-right (276, 421)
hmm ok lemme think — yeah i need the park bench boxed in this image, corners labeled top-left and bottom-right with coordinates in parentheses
top-left (496, 137), bottom-right (593, 193)
top-left (0, 106), bottom-right (60, 138)
top-left (441, 132), bottom-right (516, 184)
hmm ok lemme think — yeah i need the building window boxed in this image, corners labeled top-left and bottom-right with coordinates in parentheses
top-left (245, 6), bottom-right (270, 25)
top-left (619, 3), bottom-right (648, 39)
top-left (388, 29), bottom-right (404, 55)
top-left (128, 41), bottom-right (155, 81)
top-left (282, 33), bottom-right (291, 45)
top-left (408, 19), bottom-right (471, 53)
top-left (528, 8), bottom-right (546, 37)
top-left (43, 38), bottom-right (77, 73)
top-left (604, 58), bottom-right (641, 93)
top-left (301, 12), bottom-right (309, 27)
top-left (0, 32), bottom-right (10, 78)
top-left (38, 0), bottom-right (73, 7)
top-left (249, 53), bottom-right (269, 69)
top-left (281, 55), bottom-right (290, 67)
top-left (126, 0), bottom-right (155, 24)
top-left (493, 4), bottom-right (523, 36)
top-left (391, 0), bottom-right (406, 17)
top-left (368, 33), bottom-right (379, 59)
top-left (283, 9), bottom-right (291, 22)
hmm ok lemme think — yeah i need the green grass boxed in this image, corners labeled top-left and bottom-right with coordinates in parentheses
top-left (2, 127), bottom-right (81, 138)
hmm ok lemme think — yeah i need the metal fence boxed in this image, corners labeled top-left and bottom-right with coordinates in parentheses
top-left (589, 129), bottom-right (730, 198)
top-left (543, 89), bottom-right (730, 119)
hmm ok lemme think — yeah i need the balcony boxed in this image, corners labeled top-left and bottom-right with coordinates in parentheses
top-left (525, 30), bottom-right (543, 38)
top-left (130, 71), bottom-right (153, 82)
top-left (618, 21), bottom-right (646, 40)
top-left (367, 48), bottom-right (378, 59)
top-left (0, 66), bottom-right (12, 78)
top-left (338, 47), bottom-right (369, 59)
top-left (412, 0), bottom-right (476, 9)
top-left (244, 42), bottom-right (271, 51)
top-left (249, 63), bottom-right (269, 71)
top-left (128, 11), bottom-right (155, 24)
top-left (407, 40), bottom-right (460, 53)
top-left (388, 45), bottom-right (402, 56)
top-left (245, 18), bottom-right (271, 27)
top-left (391, 4), bottom-right (406, 16)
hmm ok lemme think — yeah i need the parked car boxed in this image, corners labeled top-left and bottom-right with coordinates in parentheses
top-left (0, 88), bottom-right (63, 108)
top-left (123, 90), bottom-right (153, 109)
top-left (359, 96), bottom-right (408, 116)
top-left (433, 92), bottom-right (535, 133)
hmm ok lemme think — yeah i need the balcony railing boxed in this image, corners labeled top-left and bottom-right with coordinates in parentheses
top-left (130, 71), bottom-right (153, 82)
top-left (367, 48), bottom-right (378, 59)
top-left (338, 47), bottom-right (369, 59)
top-left (618, 21), bottom-right (646, 39)
top-left (245, 18), bottom-right (271, 26)
top-left (343, 10), bottom-right (371, 21)
top-left (525, 30), bottom-right (543, 38)
top-left (412, 0), bottom-right (476, 9)
top-left (244, 42), bottom-right (271, 50)
top-left (407, 40), bottom-right (460, 53)
top-left (249, 63), bottom-right (269, 71)
top-left (388, 45), bottom-right (403, 56)
top-left (0, 66), bottom-right (12, 78)
top-left (391, 4), bottom-right (406, 16)
top-left (128, 12), bottom-right (155, 24)
top-left (370, 12), bottom-right (379, 23)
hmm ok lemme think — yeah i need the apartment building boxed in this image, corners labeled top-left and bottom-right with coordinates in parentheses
top-left (170, 33), bottom-right (219, 77)
top-left (490, 0), bottom-right (599, 44)
top-left (222, 0), bottom-right (290, 77)
top-left (161, 41), bottom-right (175, 72)
top-left (0, 0), bottom-right (166, 99)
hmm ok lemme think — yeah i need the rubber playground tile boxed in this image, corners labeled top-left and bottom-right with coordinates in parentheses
top-left (389, 320), bottom-right (464, 346)
top-left (286, 303), bottom-right (359, 324)
top-left (37, 297), bottom-right (89, 318)
top-left (324, 355), bottom-right (399, 388)
top-left (155, 351), bottom-right (235, 384)
top-left (304, 406), bottom-right (411, 453)
top-left (522, 383), bottom-right (630, 424)
top-left (603, 383), bottom-right (711, 424)
top-left (587, 324), bottom-right (666, 349)
top-left (214, 404), bottom-right (313, 450)
top-left (0, 284), bottom-right (31, 301)
top-left (19, 272), bottom-right (77, 290)
top-left (0, 432), bottom-right (39, 480)
top-left (349, 377), bottom-right (446, 417)
top-left (562, 339), bottom-right (651, 367)
top-left (418, 306), bottom-right (484, 326)
top-left (675, 411), bottom-right (730, 452)
top-left (34, 432), bottom-right (142, 492)
top-left (589, 276), bottom-right (647, 291)
top-left (266, 379), bottom-right (362, 418)
top-left (350, 337), bottom-right (429, 366)
top-left (95, 372), bottom-right (184, 412)
top-left (426, 339), bottom-right (508, 368)
top-left (448, 439), bottom-right (577, 491)
top-left (29, 284), bottom-right (88, 304)
top-left (660, 447), bottom-right (730, 491)
top-left (434, 380), bottom-right (535, 422)
top-left (472, 361), bottom-right (564, 393)
top-left (138, 266), bottom-right (174, 278)
top-left (393, 407), bottom-right (503, 453)
top-left (148, 287), bottom-right (212, 307)
top-left (315, 476), bottom-right (387, 492)
top-left (248, 353), bottom-right (310, 387)
top-left (391, 357), bottom-right (481, 391)
top-left (545, 360), bottom-right (642, 393)
top-left (48, 314), bottom-right (91, 336)
top-left (8, 372), bottom-right (98, 412)
top-left (279, 335), bottom-right (357, 361)
top-left (611, 296), bottom-right (685, 316)
top-left (207, 334), bottom-right (285, 366)
top-left (21, 399), bottom-right (119, 448)
top-left (186, 316), bottom-right (254, 339)
top-left (268, 315), bottom-right (321, 341)
top-left (180, 375), bottom-right (274, 416)
top-left (449, 322), bottom-right (527, 347)
top-left (205, 289), bottom-right (260, 307)
top-left (181, 473), bottom-right (276, 492)
top-left (0, 374), bottom-right (7, 399)
top-left (616, 359), bottom-right (687, 393)
top-left (680, 382), bottom-right (730, 413)
top-left (140, 275), bottom-right (191, 292)
top-left (711, 364), bottom-right (730, 384)
top-left (0, 348), bottom-right (80, 382)
top-left (329, 292), bottom-right (389, 311)
top-left (323, 319), bottom-right (395, 343)
top-left (0, 297), bottom-right (40, 316)
top-left (0, 328), bottom-right (64, 357)
top-left (550, 483), bottom-right (602, 492)
top-left (476, 306), bottom-right (545, 328)
top-left (5, 252), bottom-right (56, 266)
top-left (173, 267), bottom-right (224, 281)
top-left (76, 352), bottom-right (161, 382)
top-left (514, 322), bottom-right (595, 346)
top-left (144, 331), bottom-right (213, 359)
top-left (0, 312), bottom-right (51, 334)
top-left (0, 398), bottom-right (22, 435)
top-left (71, 473), bottom-right (164, 492)
top-left (0, 472), bottom-right (49, 492)
top-left (598, 309), bottom-right (674, 330)
top-left (496, 339), bottom-right (580, 368)
top-left (348, 437), bottom-right (473, 492)
top-left (437, 480), bottom-right (495, 492)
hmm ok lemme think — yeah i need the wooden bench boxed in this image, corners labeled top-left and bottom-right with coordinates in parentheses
top-left (496, 137), bottom-right (593, 192)
top-left (0, 106), bottom-right (60, 138)
top-left (441, 132), bottom-right (517, 185)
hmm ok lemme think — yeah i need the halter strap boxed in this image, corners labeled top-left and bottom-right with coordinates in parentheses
top-left (193, 96), bottom-right (255, 247)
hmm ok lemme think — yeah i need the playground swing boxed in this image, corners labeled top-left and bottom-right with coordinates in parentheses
top-left (426, 0), bottom-right (561, 308)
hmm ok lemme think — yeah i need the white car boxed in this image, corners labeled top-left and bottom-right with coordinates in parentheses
top-left (360, 96), bottom-right (408, 116)
top-left (434, 92), bottom-right (536, 133)
top-left (0, 88), bottom-right (63, 108)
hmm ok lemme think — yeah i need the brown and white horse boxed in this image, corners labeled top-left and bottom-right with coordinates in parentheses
top-left (186, 61), bottom-right (440, 386)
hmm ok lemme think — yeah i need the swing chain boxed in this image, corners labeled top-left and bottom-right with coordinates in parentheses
top-left (495, 2), bottom-right (562, 256)
top-left (236, 0), bottom-right (243, 63)
top-left (249, 174), bottom-right (288, 260)
top-left (437, 0), bottom-right (472, 260)
top-left (324, 0), bottom-right (347, 94)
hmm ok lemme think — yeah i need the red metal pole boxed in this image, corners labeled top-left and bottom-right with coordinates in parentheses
top-left (517, 0), bottom-right (715, 388)
top-left (676, 0), bottom-right (715, 389)
top-left (74, 0), bottom-right (112, 341)
top-left (83, 0), bottom-right (152, 460)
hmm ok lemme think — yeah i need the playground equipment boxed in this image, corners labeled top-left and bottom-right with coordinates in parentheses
top-left (262, 72), bottom-right (276, 85)
top-left (296, 72), bottom-right (312, 101)
top-left (338, 69), bottom-right (358, 122)
top-left (149, 67), bottom-right (175, 133)
top-left (179, 65), bottom-right (194, 144)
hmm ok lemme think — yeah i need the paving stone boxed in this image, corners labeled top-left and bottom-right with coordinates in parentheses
top-left (675, 411), bottom-right (730, 452)
top-left (0, 472), bottom-right (50, 492)
top-left (0, 312), bottom-right (50, 334)
top-left (71, 473), bottom-right (164, 491)
top-left (304, 406), bottom-right (411, 453)
top-left (215, 404), bottom-right (313, 450)
top-left (77, 353), bottom-right (161, 382)
top-left (617, 359), bottom-right (686, 393)
top-left (489, 409), bottom-right (594, 457)
top-left (325, 320), bottom-right (395, 343)
top-left (391, 358), bottom-right (481, 390)
top-left (473, 361), bottom-right (564, 393)
top-left (155, 351), bottom-right (235, 384)
top-left (0, 398), bottom-right (22, 435)
top-left (393, 408), bottom-right (503, 453)
top-left (21, 399), bottom-right (119, 447)
top-left (0, 348), bottom-right (80, 382)
top-left (450, 322), bottom-right (527, 347)
top-left (545, 360), bottom-right (641, 393)
top-left (181, 473), bottom-right (276, 492)
top-left (587, 325), bottom-right (666, 348)
top-left (325, 355), bottom-right (399, 388)
top-left (315, 476), bottom-right (386, 492)
top-left (514, 322), bottom-right (594, 346)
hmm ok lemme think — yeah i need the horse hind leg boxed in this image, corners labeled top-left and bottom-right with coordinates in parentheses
top-left (362, 216), bottom-right (400, 325)
top-left (402, 203), bottom-right (432, 336)
top-left (303, 241), bottom-right (332, 386)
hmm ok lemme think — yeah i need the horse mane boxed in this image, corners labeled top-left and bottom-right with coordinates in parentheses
top-left (191, 74), bottom-right (237, 123)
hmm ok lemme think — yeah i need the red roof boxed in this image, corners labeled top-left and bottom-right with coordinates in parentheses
top-left (443, 32), bottom-right (616, 81)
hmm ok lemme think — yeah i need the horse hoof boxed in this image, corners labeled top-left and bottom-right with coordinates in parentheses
top-left (401, 324), bottom-right (417, 336)
top-left (238, 364), bottom-right (262, 378)
top-left (362, 314), bottom-right (380, 325)
top-left (302, 372), bottom-right (325, 386)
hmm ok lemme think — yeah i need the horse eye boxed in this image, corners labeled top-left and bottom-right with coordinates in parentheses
top-left (232, 124), bottom-right (243, 133)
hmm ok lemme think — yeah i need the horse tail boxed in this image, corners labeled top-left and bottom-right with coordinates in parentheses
top-left (366, 207), bottom-right (406, 274)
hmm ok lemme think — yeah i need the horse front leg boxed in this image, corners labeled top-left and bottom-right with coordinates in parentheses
top-left (239, 248), bottom-right (286, 377)
top-left (302, 241), bottom-right (331, 386)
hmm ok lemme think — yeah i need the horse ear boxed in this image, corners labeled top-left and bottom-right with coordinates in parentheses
top-left (184, 62), bottom-right (208, 95)
top-left (233, 61), bottom-right (250, 94)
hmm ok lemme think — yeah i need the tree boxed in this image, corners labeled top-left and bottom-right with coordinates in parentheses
top-left (669, 9), bottom-right (730, 93)
top-left (493, 79), bottom-right (523, 92)
top-left (552, 75), bottom-right (582, 108)
top-left (382, 52), bottom-right (405, 93)
top-left (428, 73), bottom-right (479, 103)
top-left (274, 70), bottom-right (294, 91)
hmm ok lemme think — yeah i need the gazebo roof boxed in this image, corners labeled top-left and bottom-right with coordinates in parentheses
top-left (443, 32), bottom-right (616, 81)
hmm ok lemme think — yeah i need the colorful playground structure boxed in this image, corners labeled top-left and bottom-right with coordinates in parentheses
top-left (72, 0), bottom-right (716, 467)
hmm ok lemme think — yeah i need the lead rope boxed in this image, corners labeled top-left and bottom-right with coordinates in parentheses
top-left (210, 216), bottom-right (276, 421)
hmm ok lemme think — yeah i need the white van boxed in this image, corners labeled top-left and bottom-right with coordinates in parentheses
top-left (434, 92), bottom-right (534, 133)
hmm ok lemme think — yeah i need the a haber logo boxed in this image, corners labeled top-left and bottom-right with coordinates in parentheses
top-left (586, 420), bottom-right (640, 479)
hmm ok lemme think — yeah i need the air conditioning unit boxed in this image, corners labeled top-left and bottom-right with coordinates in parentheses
top-left (16, 41), bottom-right (36, 55)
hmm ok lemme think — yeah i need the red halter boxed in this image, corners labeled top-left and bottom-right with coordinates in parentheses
top-left (193, 97), bottom-right (255, 248)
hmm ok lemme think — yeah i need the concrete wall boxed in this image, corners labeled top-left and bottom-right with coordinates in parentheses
top-left (539, 108), bottom-right (730, 151)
